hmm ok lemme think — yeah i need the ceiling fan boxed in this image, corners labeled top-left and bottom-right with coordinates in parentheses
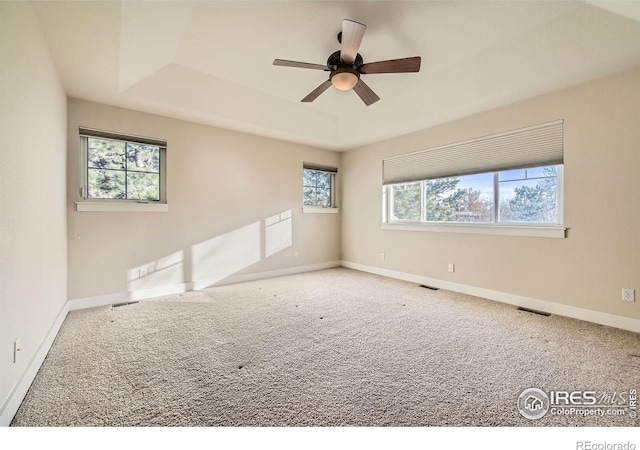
top-left (273, 19), bottom-right (421, 106)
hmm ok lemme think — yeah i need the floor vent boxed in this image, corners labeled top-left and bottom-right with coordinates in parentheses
top-left (517, 307), bottom-right (551, 317)
top-left (111, 301), bottom-right (140, 309)
top-left (420, 285), bottom-right (439, 291)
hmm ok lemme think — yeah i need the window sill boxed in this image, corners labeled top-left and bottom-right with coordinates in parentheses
top-left (76, 202), bottom-right (169, 212)
top-left (302, 206), bottom-right (339, 214)
top-left (382, 222), bottom-right (566, 238)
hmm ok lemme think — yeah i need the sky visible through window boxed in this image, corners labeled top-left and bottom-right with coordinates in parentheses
top-left (454, 167), bottom-right (554, 203)
top-left (456, 173), bottom-right (492, 201)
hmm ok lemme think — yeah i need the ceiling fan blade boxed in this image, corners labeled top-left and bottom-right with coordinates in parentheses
top-left (359, 56), bottom-right (422, 74)
top-left (301, 80), bottom-right (333, 102)
top-left (352, 78), bottom-right (380, 106)
top-left (340, 19), bottom-right (366, 64)
top-left (273, 59), bottom-right (329, 71)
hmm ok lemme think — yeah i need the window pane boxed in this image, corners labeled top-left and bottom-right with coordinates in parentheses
top-left (525, 166), bottom-right (547, 178)
top-left (303, 169), bottom-right (317, 187)
top-left (127, 172), bottom-right (160, 201)
top-left (303, 187), bottom-right (316, 205)
top-left (303, 169), bottom-right (334, 207)
top-left (126, 143), bottom-right (160, 173)
top-left (316, 189), bottom-right (331, 206)
top-left (88, 169), bottom-right (125, 199)
top-left (316, 172), bottom-right (331, 189)
top-left (499, 169), bottom-right (526, 182)
top-left (390, 182), bottom-right (421, 221)
top-left (426, 174), bottom-right (493, 222)
top-left (88, 138), bottom-right (125, 170)
top-left (499, 166), bottom-right (558, 223)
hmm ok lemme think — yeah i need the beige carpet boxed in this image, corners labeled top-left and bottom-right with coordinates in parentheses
top-left (11, 268), bottom-right (640, 426)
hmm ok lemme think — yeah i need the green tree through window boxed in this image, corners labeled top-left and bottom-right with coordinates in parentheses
top-left (87, 138), bottom-right (160, 201)
top-left (387, 165), bottom-right (560, 225)
top-left (303, 168), bottom-right (334, 207)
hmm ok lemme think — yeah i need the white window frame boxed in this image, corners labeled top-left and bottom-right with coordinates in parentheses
top-left (76, 128), bottom-right (168, 212)
top-left (383, 165), bottom-right (565, 239)
top-left (302, 165), bottom-right (339, 214)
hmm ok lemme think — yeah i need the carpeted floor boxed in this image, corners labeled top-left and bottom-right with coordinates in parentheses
top-left (11, 268), bottom-right (640, 426)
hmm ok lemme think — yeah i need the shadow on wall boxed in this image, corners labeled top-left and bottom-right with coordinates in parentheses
top-left (126, 210), bottom-right (292, 300)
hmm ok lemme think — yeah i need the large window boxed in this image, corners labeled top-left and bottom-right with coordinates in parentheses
top-left (386, 164), bottom-right (562, 225)
top-left (79, 128), bottom-right (166, 205)
top-left (382, 120), bottom-right (565, 236)
top-left (303, 164), bottom-right (337, 212)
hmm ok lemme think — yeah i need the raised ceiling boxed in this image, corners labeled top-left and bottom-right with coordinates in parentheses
top-left (32, 1), bottom-right (640, 151)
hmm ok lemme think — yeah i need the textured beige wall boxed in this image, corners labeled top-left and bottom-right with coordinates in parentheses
top-left (67, 99), bottom-right (341, 300)
top-left (0, 3), bottom-right (68, 415)
top-left (342, 67), bottom-right (640, 320)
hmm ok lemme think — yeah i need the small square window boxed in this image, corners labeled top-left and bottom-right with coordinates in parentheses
top-left (303, 165), bottom-right (338, 212)
top-left (79, 128), bottom-right (167, 208)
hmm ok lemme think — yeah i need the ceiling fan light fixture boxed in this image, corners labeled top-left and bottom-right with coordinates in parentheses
top-left (330, 68), bottom-right (359, 91)
top-left (273, 19), bottom-right (421, 105)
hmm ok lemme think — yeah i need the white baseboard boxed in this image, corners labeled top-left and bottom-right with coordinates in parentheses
top-left (341, 260), bottom-right (640, 334)
top-left (128, 283), bottom-right (191, 301)
top-left (0, 301), bottom-right (69, 427)
top-left (68, 262), bottom-right (343, 307)
top-left (211, 261), bottom-right (342, 287)
top-left (68, 291), bottom-right (128, 311)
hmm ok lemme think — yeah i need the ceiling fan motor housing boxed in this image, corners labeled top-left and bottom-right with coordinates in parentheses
top-left (327, 50), bottom-right (364, 69)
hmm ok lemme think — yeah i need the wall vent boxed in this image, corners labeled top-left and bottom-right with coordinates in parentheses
top-left (111, 301), bottom-right (140, 309)
top-left (420, 285), bottom-right (439, 291)
top-left (517, 307), bottom-right (551, 317)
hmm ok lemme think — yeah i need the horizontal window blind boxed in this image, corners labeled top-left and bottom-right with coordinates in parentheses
top-left (304, 163), bottom-right (338, 173)
top-left (79, 127), bottom-right (167, 148)
top-left (383, 120), bottom-right (563, 185)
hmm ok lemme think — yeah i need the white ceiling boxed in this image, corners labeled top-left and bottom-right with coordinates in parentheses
top-left (32, 1), bottom-right (640, 151)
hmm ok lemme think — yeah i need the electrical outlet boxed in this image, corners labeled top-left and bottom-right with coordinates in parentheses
top-left (622, 288), bottom-right (635, 302)
top-left (139, 268), bottom-right (147, 278)
top-left (380, 252), bottom-right (385, 261)
top-left (448, 263), bottom-right (455, 273)
top-left (13, 339), bottom-right (21, 363)
top-left (294, 251), bottom-right (299, 260)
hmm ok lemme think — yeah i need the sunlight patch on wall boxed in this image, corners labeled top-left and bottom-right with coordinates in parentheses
top-left (191, 222), bottom-right (261, 290)
top-left (127, 250), bottom-right (185, 300)
top-left (265, 210), bottom-right (292, 258)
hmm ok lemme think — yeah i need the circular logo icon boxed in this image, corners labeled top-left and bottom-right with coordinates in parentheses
top-left (518, 388), bottom-right (550, 420)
